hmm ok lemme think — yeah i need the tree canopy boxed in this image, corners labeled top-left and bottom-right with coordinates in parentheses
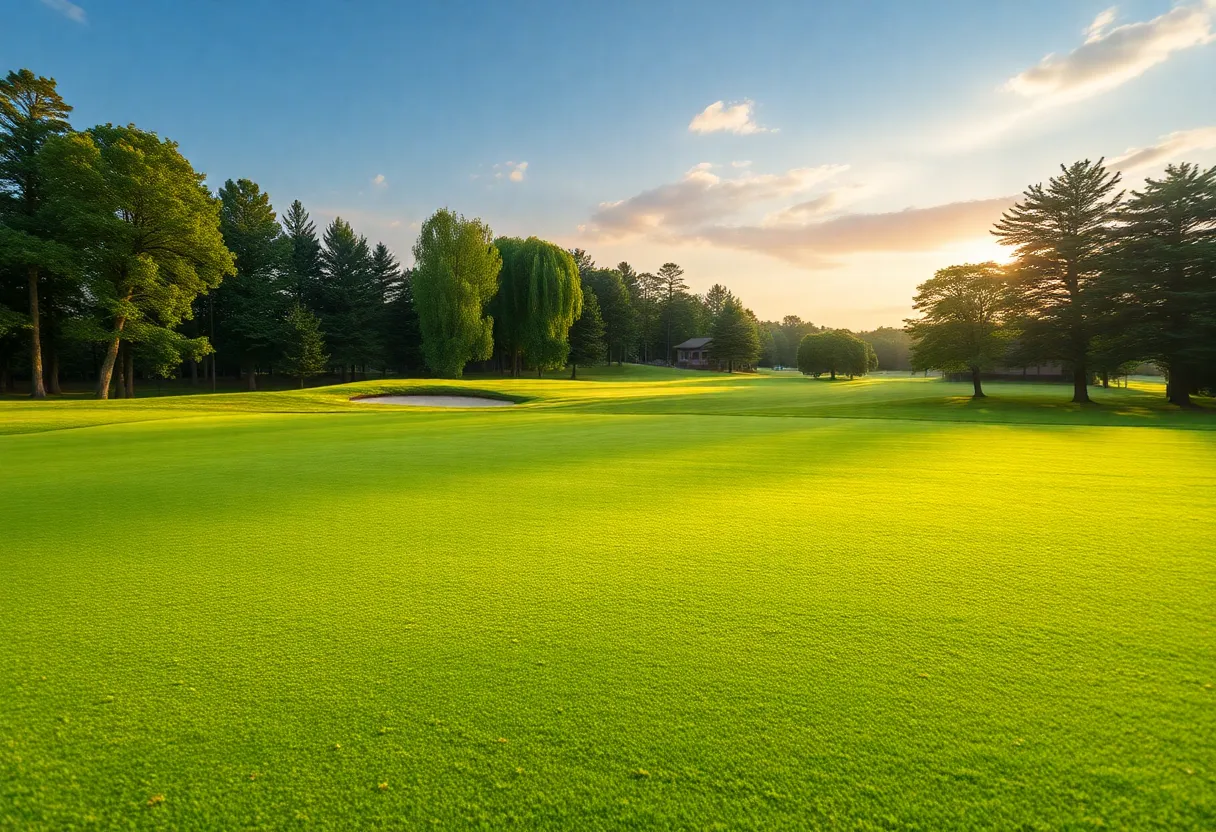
top-left (797, 329), bottom-right (875, 380)
top-left (710, 296), bottom-right (760, 372)
top-left (493, 236), bottom-right (582, 376)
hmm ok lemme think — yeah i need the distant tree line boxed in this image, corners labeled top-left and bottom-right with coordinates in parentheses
top-left (906, 159), bottom-right (1216, 404)
top-left (0, 68), bottom-right (792, 396)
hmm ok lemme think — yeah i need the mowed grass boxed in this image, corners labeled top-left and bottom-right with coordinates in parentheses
top-left (1, 369), bottom-right (1214, 829)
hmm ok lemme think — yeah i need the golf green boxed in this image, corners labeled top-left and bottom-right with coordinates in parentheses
top-left (2, 369), bottom-right (1213, 829)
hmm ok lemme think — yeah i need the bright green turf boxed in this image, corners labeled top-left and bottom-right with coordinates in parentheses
top-left (2, 369), bottom-right (1214, 829)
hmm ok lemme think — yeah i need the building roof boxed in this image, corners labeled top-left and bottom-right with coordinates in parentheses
top-left (674, 337), bottom-right (712, 350)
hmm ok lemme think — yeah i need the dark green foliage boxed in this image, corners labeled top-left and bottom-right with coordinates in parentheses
top-left (582, 268), bottom-right (635, 364)
top-left (0, 68), bottom-right (74, 398)
top-left (760, 316), bottom-right (818, 368)
top-left (317, 218), bottom-right (382, 379)
top-left (216, 178), bottom-right (289, 390)
top-left (657, 262), bottom-right (687, 363)
top-left (493, 237), bottom-right (581, 376)
top-left (703, 284), bottom-right (733, 319)
top-left (994, 159), bottom-right (1123, 403)
top-left (1105, 163), bottom-right (1216, 405)
top-left (383, 269), bottom-right (424, 375)
top-left (411, 208), bottom-right (500, 378)
top-left (907, 262), bottom-right (1010, 397)
top-left (282, 199), bottom-right (322, 305)
top-left (567, 285), bottom-right (605, 378)
top-left (281, 303), bottom-right (328, 386)
top-left (798, 329), bottom-right (875, 379)
top-left (710, 296), bottom-right (760, 372)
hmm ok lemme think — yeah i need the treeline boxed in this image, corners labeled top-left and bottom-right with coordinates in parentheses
top-left (1, 69), bottom-right (796, 397)
top-left (905, 159), bottom-right (1216, 405)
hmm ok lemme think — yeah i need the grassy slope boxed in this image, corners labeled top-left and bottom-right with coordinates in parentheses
top-left (1, 369), bottom-right (1214, 829)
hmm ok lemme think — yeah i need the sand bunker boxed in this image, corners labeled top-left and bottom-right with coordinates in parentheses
top-left (356, 395), bottom-right (515, 408)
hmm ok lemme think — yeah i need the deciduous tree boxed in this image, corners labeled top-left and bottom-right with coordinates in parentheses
top-left (411, 208), bottom-right (500, 378)
top-left (906, 262), bottom-right (1009, 397)
top-left (281, 302), bottom-right (328, 387)
top-left (493, 237), bottom-right (581, 376)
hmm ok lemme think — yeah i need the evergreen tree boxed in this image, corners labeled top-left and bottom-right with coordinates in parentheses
top-left (994, 159), bottom-right (1122, 403)
top-left (704, 283), bottom-right (733, 319)
top-left (370, 241), bottom-right (403, 302)
top-left (282, 199), bottom-right (322, 305)
top-left (709, 296), bottom-right (760, 372)
top-left (906, 262), bottom-right (1010, 397)
top-left (567, 285), bottom-right (605, 379)
top-left (583, 268), bottom-right (635, 364)
top-left (216, 178), bottom-right (289, 390)
top-left (0, 68), bottom-right (73, 398)
top-left (411, 208), bottom-right (500, 378)
top-left (281, 302), bottom-right (328, 387)
top-left (493, 237), bottom-right (582, 376)
top-left (40, 125), bottom-right (234, 398)
top-left (384, 269), bottom-right (424, 376)
top-left (1105, 163), bottom-right (1216, 406)
top-left (657, 262), bottom-right (687, 363)
top-left (317, 218), bottom-right (382, 381)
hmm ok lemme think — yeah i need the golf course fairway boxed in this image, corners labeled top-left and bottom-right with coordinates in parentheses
top-left (2, 368), bottom-right (1213, 829)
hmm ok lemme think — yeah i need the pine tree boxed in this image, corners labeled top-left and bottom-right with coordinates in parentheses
top-left (709, 296), bottom-right (759, 372)
top-left (317, 218), bottom-right (381, 381)
top-left (281, 303), bottom-right (328, 387)
top-left (1105, 163), bottom-right (1216, 406)
top-left (993, 159), bottom-right (1122, 403)
top-left (567, 286), bottom-right (605, 378)
top-left (0, 69), bottom-right (74, 398)
top-left (282, 200), bottom-right (322, 306)
top-left (657, 262), bottom-right (687, 364)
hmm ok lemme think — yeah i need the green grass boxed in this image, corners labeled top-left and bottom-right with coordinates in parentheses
top-left (2, 368), bottom-right (1214, 829)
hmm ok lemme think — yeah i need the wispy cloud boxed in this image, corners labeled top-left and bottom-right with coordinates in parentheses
top-left (583, 163), bottom-right (846, 239)
top-left (1006, 4), bottom-right (1214, 106)
top-left (1110, 125), bottom-right (1216, 171)
top-left (40, 0), bottom-right (87, 24)
top-left (688, 100), bottom-right (771, 135)
top-left (371, 173), bottom-right (386, 187)
top-left (491, 161), bottom-right (529, 183)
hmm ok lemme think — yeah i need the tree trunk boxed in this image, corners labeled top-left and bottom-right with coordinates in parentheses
top-left (189, 358), bottom-right (198, 386)
top-left (299, 375), bottom-right (305, 389)
top-left (1101, 371), bottom-right (1109, 389)
top-left (1168, 365), bottom-right (1191, 407)
top-left (570, 363), bottom-right (578, 380)
top-left (245, 362), bottom-right (257, 391)
top-left (95, 325), bottom-right (125, 399)
top-left (47, 346), bottom-right (62, 395)
top-left (124, 345), bottom-right (135, 398)
top-left (971, 366), bottom-right (985, 398)
top-left (27, 267), bottom-right (46, 398)
top-left (1071, 366), bottom-right (1090, 404)
top-left (830, 369), bottom-right (836, 380)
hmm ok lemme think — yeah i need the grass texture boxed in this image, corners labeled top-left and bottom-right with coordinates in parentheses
top-left (1, 368), bottom-right (1214, 829)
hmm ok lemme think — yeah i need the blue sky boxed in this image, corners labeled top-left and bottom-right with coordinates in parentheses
top-left (7, 0), bottom-right (1216, 327)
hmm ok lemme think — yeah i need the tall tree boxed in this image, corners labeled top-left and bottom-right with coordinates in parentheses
top-left (709, 296), bottom-right (760, 372)
top-left (704, 283), bottom-right (733, 319)
top-left (41, 125), bottom-right (234, 398)
top-left (906, 262), bottom-right (1010, 398)
top-left (583, 268), bottom-right (635, 365)
top-left (281, 302), bottom-right (328, 387)
top-left (384, 268), bottom-right (424, 375)
top-left (993, 159), bottom-right (1122, 403)
top-left (657, 262), bottom-right (687, 363)
top-left (567, 285), bottom-right (605, 379)
top-left (216, 178), bottom-right (288, 390)
top-left (317, 218), bottom-right (382, 381)
top-left (370, 241), bottom-right (403, 302)
top-left (0, 69), bottom-right (73, 398)
top-left (411, 208), bottom-right (501, 378)
top-left (493, 237), bottom-right (582, 376)
top-left (282, 199), bottom-right (322, 305)
top-left (1105, 163), bottom-right (1216, 406)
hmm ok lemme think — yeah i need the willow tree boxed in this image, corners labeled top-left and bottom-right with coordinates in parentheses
top-left (994, 159), bottom-right (1122, 404)
top-left (411, 208), bottom-right (500, 378)
top-left (492, 237), bottom-right (582, 377)
top-left (41, 125), bottom-right (234, 398)
top-left (906, 262), bottom-right (1010, 398)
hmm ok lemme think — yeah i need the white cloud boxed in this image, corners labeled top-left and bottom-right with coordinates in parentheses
top-left (40, 0), bottom-right (86, 23)
top-left (371, 173), bottom-right (386, 187)
top-left (731, 160), bottom-right (753, 168)
top-left (509, 161), bottom-right (528, 182)
top-left (491, 161), bottom-right (528, 182)
top-left (688, 100), bottom-right (770, 135)
top-left (585, 163), bottom-right (847, 239)
top-left (1006, 4), bottom-right (1214, 106)
top-left (1110, 125), bottom-right (1216, 171)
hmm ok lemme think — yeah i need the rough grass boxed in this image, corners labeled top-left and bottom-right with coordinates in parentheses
top-left (1, 368), bottom-right (1214, 829)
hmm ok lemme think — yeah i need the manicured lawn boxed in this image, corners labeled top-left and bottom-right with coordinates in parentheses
top-left (2, 369), bottom-right (1214, 829)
